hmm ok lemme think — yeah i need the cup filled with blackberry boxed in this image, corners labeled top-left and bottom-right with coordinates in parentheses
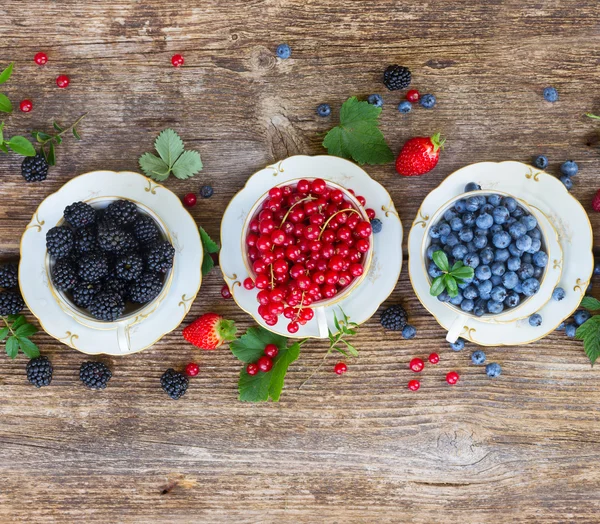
top-left (46, 199), bottom-right (175, 322)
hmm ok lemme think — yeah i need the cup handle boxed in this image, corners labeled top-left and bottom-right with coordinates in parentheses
top-left (315, 306), bottom-right (329, 339)
top-left (446, 314), bottom-right (467, 344)
top-left (116, 323), bottom-right (131, 353)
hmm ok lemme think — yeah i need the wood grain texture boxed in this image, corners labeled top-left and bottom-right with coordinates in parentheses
top-left (1, 0), bottom-right (600, 522)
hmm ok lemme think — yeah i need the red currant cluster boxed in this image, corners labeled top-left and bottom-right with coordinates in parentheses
top-left (244, 179), bottom-right (374, 333)
top-left (246, 344), bottom-right (279, 375)
top-left (407, 353), bottom-right (460, 391)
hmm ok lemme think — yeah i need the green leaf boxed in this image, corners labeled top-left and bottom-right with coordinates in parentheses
top-left (322, 97), bottom-right (394, 165)
top-left (0, 62), bottom-right (14, 84)
top-left (72, 127), bottom-right (81, 140)
top-left (154, 128), bottom-right (184, 167)
top-left (230, 326), bottom-right (288, 363)
top-left (581, 296), bottom-right (600, 312)
top-left (7, 136), bottom-right (36, 156)
top-left (11, 315), bottom-right (26, 330)
top-left (47, 141), bottom-right (56, 166)
top-left (35, 131), bottom-right (52, 143)
top-left (268, 342), bottom-right (301, 401)
top-left (444, 274), bottom-right (459, 297)
top-left (333, 310), bottom-right (341, 332)
top-left (201, 254), bottom-right (214, 277)
top-left (451, 260), bottom-right (464, 272)
top-left (430, 275), bottom-right (445, 296)
top-left (586, 113), bottom-right (600, 120)
top-left (5, 336), bottom-right (18, 358)
top-left (432, 250), bottom-right (450, 272)
top-left (0, 327), bottom-right (9, 341)
top-left (53, 121), bottom-right (63, 132)
top-left (576, 315), bottom-right (600, 365)
top-left (199, 226), bottom-right (219, 254)
top-left (17, 337), bottom-right (40, 358)
top-left (54, 135), bottom-right (62, 145)
top-left (171, 150), bottom-right (203, 180)
top-left (7, 315), bottom-right (18, 323)
top-left (0, 121), bottom-right (4, 143)
top-left (0, 143), bottom-right (7, 154)
top-left (0, 93), bottom-right (12, 113)
top-left (451, 265), bottom-right (475, 280)
top-left (15, 324), bottom-right (37, 338)
top-left (341, 339), bottom-right (359, 357)
top-left (238, 368), bottom-right (271, 402)
top-left (139, 152), bottom-right (171, 181)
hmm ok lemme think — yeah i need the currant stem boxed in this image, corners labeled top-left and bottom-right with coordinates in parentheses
top-left (38, 113), bottom-right (88, 145)
top-left (298, 346), bottom-right (333, 389)
top-left (279, 196), bottom-right (316, 228)
top-left (317, 208), bottom-right (361, 240)
top-left (1, 316), bottom-right (17, 338)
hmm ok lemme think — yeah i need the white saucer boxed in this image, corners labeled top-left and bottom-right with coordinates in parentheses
top-left (19, 171), bottom-right (203, 355)
top-left (408, 161), bottom-right (593, 346)
top-left (220, 155), bottom-right (403, 339)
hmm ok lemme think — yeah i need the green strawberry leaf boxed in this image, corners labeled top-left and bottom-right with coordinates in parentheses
top-left (322, 97), bottom-right (394, 165)
top-left (581, 296), bottom-right (600, 312)
top-left (576, 315), bottom-right (600, 366)
top-left (432, 250), bottom-right (450, 272)
top-left (139, 152), bottom-right (170, 181)
top-left (0, 62), bottom-right (14, 84)
top-left (0, 94), bottom-right (12, 113)
top-left (171, 150), bottom-right (203, 180)
top-left (201, 254), bottom-right (214, 277)
top-left (199, 227), bottom-right (219, 276)
top-left (154, 128), bottom-right (184, 167)
top-left (7, 136), bottom-right (36, 156)
top-left (268, 342), bottom-right (301, 401)
top-left (5, 336), bottom-right (18, 358)
top-left (230, 326), bottom-right (288, 363)
top-left (430, 275), bottom-right (445, 296)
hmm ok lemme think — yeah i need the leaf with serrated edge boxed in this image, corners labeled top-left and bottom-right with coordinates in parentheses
top-left (154, 128), bottom-right (184, 167)
top-left (430, 275), bottom-right (445, 296)
top-left (230, 326), bottom-right (288, 363)
top-left (268, 342), bottom-right (301, 401)
top-left (15, 324), bottom-right (37, 338)
top-left (5, 336), bottom-right (18, 358)
top-left (0, 62), bottom-right (13, 84)
top-left (201, 252), bottom-right (214, 277)
top-left (0, 93), bottom-right (12, 113)
top-left (11, 315), bottom-right (26, 330)
top-left (576, 316), bottom-right (600, 365)
top-left (172, 150), bottom-right (203, 180)
top-left (432, 250), bottom-right (450, 272)
top-left (199, 227), bottom-right (219, 253)
top-left (18, 337), bottom-right (40, 358)
top-left (581, 296), bottom-right (600, 311)
top-left (238, 368), bottom-right (271, 402)
top-left (139, 152), bottom-right (170, 181)
top-left (0, 327), bottom-right (8, 341)
top-left (7, 136), bottom-right (36, 156)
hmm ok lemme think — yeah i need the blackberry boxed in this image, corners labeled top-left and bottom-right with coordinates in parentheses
top-left (380, 304), bottom-right (408, 331)
top-left (0, 262), bottom-right (18, 289)
top-left (52, 258), bottom-right (78, 291)
top-left (102, 277), bottom-right (127, 298)
top-left (0, 290), bottom-right (24, 315)
top-left (160, 368), bottom-right (189, 400)
top-left (26, 356), bottom-right (53, 387)
top-left (77, 252), bottom-right (109, 283)
top-left (145, 241), bottom-right (175, 273)
top-left (79, 361), bottom-right (112, 389)
top-left (115, 253), bottom-right (143, 281)
top-left (97, 221), bottom-right (137, 255)
top-left (383, 65), bottom-right (411, 91)
top-left (89, 291), bottom-right (125, 321)
top-left (105, 200), bottom-right (138, 226)
top-left (128, 272), bottom-right (163, 303)
top-left (21, 154), bottom-right (49, 182)
top-left (132, 215), bottom-right (160, 245)
top-left (64, 202), bottom-right (97, 229)
top-left (73, 225), bottom-right (99, 256)
top-left (72, 281), bottom-right (102, 308)
top-left (46, 226), bottom-right (74, 259)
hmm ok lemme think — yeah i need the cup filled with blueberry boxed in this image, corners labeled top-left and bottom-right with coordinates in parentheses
top-left (423, 183), bottom-right (559, 342)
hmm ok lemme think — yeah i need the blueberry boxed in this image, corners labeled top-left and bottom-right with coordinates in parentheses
top-left (438, 223), bottom-right (451, 237)
top-left (476, 195), bottom-right (487, 207)
top-left (462, 212), bottom-right (476, 226)
top-left (316, 103), bottom-right (331, 117)
top-left (200, 185), bottom-right (214, 198)
top-left (473, 300), bottom-right (486, 317)
top-left (465, 197), bottom-right (480, 212)
top-left (491, 261), bottom-right (506, 277)
top-left (506, 217), bottom-right (517, 226)
top-left (485, 363), bottom-right (502, 378)
top-left (534, 155), bottom-right (548, 169)
top-left (520, 215), bottom-right (537, 231)
top-left (474, 227), bottom-right (488, 237)
top-left (398, 100), bottom-right (412, 113)
top-left (450, 217), bottom-right (463, 231)
top-left (475, 265), bottom-right (492, 281)
top-left (508, 243), bottom-right (523, 257)
top-left (565, 323), bottom-right (577, 338)
top-left (511, 206), bottom-right (525, 219)
top-left (560, 160), bottom-right (578, 177)
top-left (521, 253), bottom-right (533, 264)
top-left (490, 286), bottom-right (507, 302)
top-left (556, 321), bottom-right (566, 331)
top-left (504, 291), bottom-right (520, 308)
top-left (454, 200), bottom-right (467, 213)
top-left (543, 86), bottom-right (558, 102)
top-left (370, 218), bottom-right (383, 234)
top-left (443, 244), bottom-right (453, 257)
top-left (466, 242), bottom-right (477, 253)
top-left (529, 313), bottom-right (542, 327)
top-left (478, 248), bottom-right (493, 266)
top-left (492, 231), bottom-right (511, 249)
top-left (463, 285), bottom-right (479, 300)
top-left (529, 228), bottom-right (541, 240)
top-left (533, 266), bottom-right (543, 278)
top-left (491, 275), bottom-right (503, 286)
top-left (487, 300), bottom-right (504, 314)
top-left (516, 234), bottom-right (533, 253)
top-left (476, 213), bottom-right (494, 230)
top-left (501, 197), bottom-right (518, 213)
top-left (471, 350), bottom-right (486, 365)
top-left (478, 280), bottom-right (493, 299)
top-left (513, 281), bottom-right (524, 294)
top-left (429, 225), bottom-right (441, 239)
top-left (445, 233), bottom-right (459, 247)
top-left (509, 221), bottom-right (527, 239)
top-left (595, 262), bottom-right (600, 276)
top-left (552, 287), bottom-right (565, 301)
top-left (420, 94), bottom-right (436, 109)
top-left (560, 175), bottom-right (573, 190)
top-left (574, 310), bottom-right (591, 326)
top-left (437, 290), bottom-right (451, 302)
top-left (426, 245), bottom-right (437, 260)
top-left (276, 43), bottom-right (291, 59)
top-left (492, 206), bottom-right (510, 225)
top-left (367, 94), bottom-right (383, 107)
top-left (449, 293), bottom-right (464, 306)
top-left (490, 224), bottom-right (503, 235)
top-left (533, 251), bottom-right (548, 268)
top-left (502, 271), bottom-right (519, 290)
top-left (459, 227), bottom-right (474, 243)
top-left (525, 238), bottom-right (541, 254)
top-left (521, 278), bottom-right (540, 296)
top-left (517, 263), bottom-right (534, 280)
top-left (428, 262), bottom-right (444, 278)
top-left (402, 325), bottom-right (417, 339)
top-left (461, 299), bottom-right (475, 312)
top-left (481, 204), bottom-right (495, 216)
top-left (458, 281), bottom-right (470, 290)
top-left (507, 257), bottom-right (521, 272)
top-left (487, 194), bottom-right (502, 206)
top-left (452, 244), bottom-right (469, 260)
top-left (473, 234), bottom-right (488, 250)
top-left (463, 253), bottom-right (480, 269)
top-left (587, 282), bottom-right (593, 295)
top-left (494, 248), bottom-right (510, 262)
top-left (464, 182), bottom-right (481, 192)
top-left (449, 338), bottom-right (465, 351)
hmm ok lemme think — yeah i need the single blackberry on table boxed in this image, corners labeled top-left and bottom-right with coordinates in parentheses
top-left (21, 154), bottom-right (49, 182)
top-left (132, 215), bottom-right (160, 245)
top-left (89, 291), bottom-right (125, 321)
top-left (0, 262), bottom-right (18, 289)
top-left (97, 220), bottom-right (138, 255)
top-left (102, 277), bottom-right (127, 298)
top-left (383, 65), bottom-right (411, 91)
top-left (46, 226), bottom-right (74, 259)
top-left (0, 290), bottom-right (24, 315)
top-left (63, 202), bottom-right (97, 228)
top-left (105, 200), bottom-right (138, 226)
top-left (79, 361), bottom-right (112, 389)
top-left (145, 241), bottom-right (175, 273)
top-left (380, 304), bottom-right (408, 331)
top-left (52, 258), bottom-right (78, 291)
top-left (160, 368), bottom-right (189, 400)
top-left (77, 252), bottom-right (109, 283)
top-left (72, 281), bottom-right (102, 308)
top-left (26, 356), bottom-right (53, 387)
top-left (73, 225), bottom-right (99, 256)
top-left (128, 272), bottom-right (163, 304)
top-left (115, 253), bottom-right (143, 281)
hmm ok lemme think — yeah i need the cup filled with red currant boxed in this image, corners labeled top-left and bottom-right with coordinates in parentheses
top-left (242, 178), bottom-right (375, 335)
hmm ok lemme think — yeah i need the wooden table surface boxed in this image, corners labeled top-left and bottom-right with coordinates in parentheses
top-left (2, 1), bottom-right (600, 522)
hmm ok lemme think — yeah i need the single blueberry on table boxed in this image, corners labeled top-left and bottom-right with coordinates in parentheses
top-left (560, 160), bottom-right (578, 177)
top-left (517, 263), bottom-right (535, 281)
top-left (402, 325), bottom-right (417, 339)
top-left (574, 310), bottom-right (591, 326)
top-left (461, 299), bottom-right (475, 312)
top-left (450, 217), bottom-right (463, 231)
top-left (471, 350), bottom-right (486, 365)
top-left (507, 256), bottom-right (522, 272)
top-left (521, 277), bottom-right (540, 296)
top-left (529, 313), bottom-right (542, 327)
top-left (487, 194), bottom-right (502, 206)
top-left (478, 280), bottom-right (493, 299)
top-left (533, 251), bottom-right (548, 267)
top-left (420, 94), bottom-right (436, 108)
top-left (475, 265), bottom-right (492, 281)
top-left (502, 271), bottom-right (519, 290)
top-left (370, 218), bottom-right (383, 234)
top-left (316, 103), bottom-right (331, 117)
top-left (459, 227), bottom-right (474, 243)
top-left (464, 182), bottom-right (481, 192)
top-left (486, 362), bottom-right (502, 378)
top-left (492, 231), bottom-right (511, 249)
top-left (276, 43), bottom-right (292, 59)
top-left (505, 291), bottom-right (520, 308)
top-left (565, 323), bottom-right (577, 338)
top-left (490, 286), bottom-right (507, 302)
top-left (494, 248), bottom-right (510, 262)
top-left (543, 86), bottom-right (558, 102)
top-left (502, 197), bottom-right (518, 213)
top-left (552, 287), bottom-right (565, 301)
top-left (398, 100), bottom-right (412, 113)
top-left (487, 300), bottom-right (504, 314)
top-left (449, 338), bottom-right (465, 351)
top-left (534, 155), bottom-right (548, 169)
top-left (560, 175), bottom-right (573, 190)
top-left (367, 94), bottom-right (383, 107)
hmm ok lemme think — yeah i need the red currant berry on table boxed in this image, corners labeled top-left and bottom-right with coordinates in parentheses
top-left (246, 363), bottom-right (259, 376)
top-left (243, 278), bottom-right (255, 290)
top-left (264, 344), bottom-right (279, 358)
top-left (221, 284), bottom-right (232, 299)
top-left (334, 362), bottom-right (347, 375)
top-left (406, 89), bottom-right (420, 102)
top-left (34, 52), bottom-right (48, 65)
top-left (428, 353), bottom-right (440, 364)
top-left (19, 100), bottom-right (33, 113)
top-left (185, 362), bottom-right (200, 377)
top-left (446, 371), bottom-right (460, 385)
top-left (408, 379), bottom-right (420, 391)
top-left (183, 193), bottom-right (197, 207)
top-left (409, 358), bottom-right (424, 372)
top-left (171, 54), bottom-right (184, 67)
top-left (56, 75), bottom-right (70, 88)
top-left (257, 355), bottom-right (273, 372)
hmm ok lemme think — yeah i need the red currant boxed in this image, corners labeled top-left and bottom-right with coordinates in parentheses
top-left (34, 52), bottom-right (48, 65)
top-left (366, 208), bottom-right (376, 220)
top-left (355, 221), bottom-right (372, 238)
top-left (336, 226), bottom-right (352, 242)
top-left (259, 209), bottom-right (273, 221)
top-left (355, 239), bottom-right (370, 253)
top-left (334, 362), bottom-right (347, 375)
top-left (183, 192), bottom-right (197, 207)
top-left (409, 358), bottom-right (424, 372)
top-left (322, 283), bottom-right (337, 298)
top-left (283, 307), bottom-right (295, 319)
top-left (253, 260), bottom-right (267, 274)
top-left (428, 353), bottom-right (440, 364)
top-left (300, 308), bottom-right (314, 321)
top-left (348, 249), bottom-right (362, 263)
top-left (264, 344), bottom-right (279, 358)
top-left (356, 195), bottom-right (366, 206)
top-left (338, 272), bottom-right (352, 287)
top-left (264, 315), bottom-right (278, 326)
top-left (255, 274), bottom-right (269, 289)
top-left (328, 255), bottom-right (344, 271)
top-left (330, 189), bottom-right (344, 204)
top-left (243, 278), bottom-right (255, 290)
top-left (287, 321), bottom-right (299, 333)
top-left (269, 187), bottom-right (283, 199)
top-left (56, 75), bottom-right (70, 88)
top-left (324, 270), bottom-right (339, 285)
top-left (249, 219), bottom-right (260, 233)
top-left (185, 362), bottom-right (200, 377)
top-left (270, 288), bottom-right (284, 302)
top-left (272, 259), bottom-right (288, 276)
top-left (257, 289), bottom-right (271, 305)
top-left (349, 263), bottom-right (364, 278)
top-left (258, 304), bottom-right (270, 318)
top-left (271, 229), bottom-right (286, 245)
top-left (311, 178), bottom-right (327, 195)
top-left (309, 213), bottom-right (325, 226)
top-left (256, 236), bottom-right (272, 252)
top-left (19, 100), bottom-right (33, 113)
top-left (446, 371), bottom-right (460, 385)
top-left (406, 89), bottom-right (420, 102)
top-left (296, 179), bottom-right (310, 194)
top-left (408, 379), bottom-right (420, 391)
top-left (247, 363), bottom-right (259, 375)
top-left (171, 54), bottom-right (184, 67)
top-left (221, 284), bottom-right (232, 299)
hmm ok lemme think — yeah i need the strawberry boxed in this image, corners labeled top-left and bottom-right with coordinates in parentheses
top-left (593, 189), bottom-right (600, 212)
top-left (183, 313), bottom-right (237, 350)
top-left (395, 133), bottom-right (445, 177)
